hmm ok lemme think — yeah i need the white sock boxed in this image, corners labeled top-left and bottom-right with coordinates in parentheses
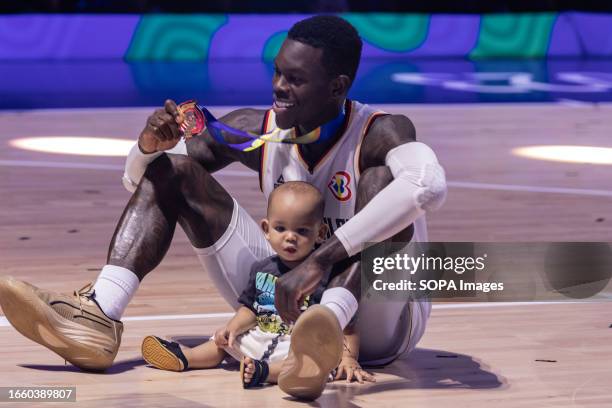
top-left (320, 287), bottom-right (358, 330)
top-left (92, 265), bottom-right (140, 321)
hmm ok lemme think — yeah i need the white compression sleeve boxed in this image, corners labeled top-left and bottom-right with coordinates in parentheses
top-left (121, 139), bottom-right (187, 192)
top-left (335, 142), bottom-right (447, 257)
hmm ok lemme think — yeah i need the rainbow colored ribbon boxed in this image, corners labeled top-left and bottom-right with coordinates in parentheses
top-left (178, 100), bottom-right (345, 152)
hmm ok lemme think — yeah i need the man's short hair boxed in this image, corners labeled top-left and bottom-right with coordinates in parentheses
top-left (288, 15), bottom-right (362, 82)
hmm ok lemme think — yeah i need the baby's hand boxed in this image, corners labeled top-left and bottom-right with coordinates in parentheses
top-left (213, 326), bottom-right (237, 348)
top-left (334, 356), bottom-right (376, 384)
top-left (213, 327), bottom-right (230, 347)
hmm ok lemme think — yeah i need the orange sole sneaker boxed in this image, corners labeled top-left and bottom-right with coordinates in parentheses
top-left (141, 336), bottom-right (186, 372)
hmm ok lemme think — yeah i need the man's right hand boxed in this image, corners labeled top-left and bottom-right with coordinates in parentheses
top-left (138, 99), bottom-right (185, 154)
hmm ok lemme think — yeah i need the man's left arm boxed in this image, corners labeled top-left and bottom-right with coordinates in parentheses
top-left (333, 114), bottom-right (447, 257)
top-left (275, 114), bottom-right (447, 322)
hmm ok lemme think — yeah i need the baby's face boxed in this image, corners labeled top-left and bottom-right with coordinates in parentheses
top-left (262, 191), bottom-right (326, 264)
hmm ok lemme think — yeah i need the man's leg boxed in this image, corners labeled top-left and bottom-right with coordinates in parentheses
top-left (0, 153), bottom-right (238, 370)
top-left (95, 153), bottom-right (235, 319)
top-left (278, 305), bottom-right (344, 400)
top-left (278, 167), bottom-right (416, 399)
top-left (326, 166), bottom-right (429, 365)
top-left (108, 153), bottom-right (234, 275)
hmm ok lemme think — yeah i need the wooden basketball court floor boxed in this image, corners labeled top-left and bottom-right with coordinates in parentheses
top-left (0, 103), bottom-right (611, 407)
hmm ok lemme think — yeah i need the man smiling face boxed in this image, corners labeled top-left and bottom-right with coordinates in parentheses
top-left (272, 39), bottom-right (345, 132)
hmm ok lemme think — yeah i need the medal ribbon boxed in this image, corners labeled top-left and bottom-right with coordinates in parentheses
top-left (178, 100), bottom-right (346, 152)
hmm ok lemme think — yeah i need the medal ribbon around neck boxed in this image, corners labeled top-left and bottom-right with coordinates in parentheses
top-left (177, 100), bottom-right (346, 152)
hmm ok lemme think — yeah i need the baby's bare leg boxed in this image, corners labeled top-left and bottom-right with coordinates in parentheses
top-left (182, 341), bottom-right (227, 369)
top-left (265, 361), bottom-right (283, 384)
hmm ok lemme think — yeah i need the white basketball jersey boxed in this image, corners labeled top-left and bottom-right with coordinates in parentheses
top-left (260, 99), bottom-right (428, 242)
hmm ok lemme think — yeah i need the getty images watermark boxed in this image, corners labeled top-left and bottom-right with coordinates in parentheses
top-left (371, 251), bottom-right (502, 293)
top-left (361, 242), bottom-right (612, 302)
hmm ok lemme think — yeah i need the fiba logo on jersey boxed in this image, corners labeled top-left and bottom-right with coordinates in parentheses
top-left (328, 171), bottom-right (352, 201)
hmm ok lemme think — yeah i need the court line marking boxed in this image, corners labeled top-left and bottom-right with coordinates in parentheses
top-left (0, 160), bottom-right (124, 171)
top-left (0, 160), bottom-right (251, 177)
top-left (1, 159), bottom-right (611, 198)
top-left (446, 181), bottom-right (612, 198)
top-left (0, 301), bottom-right (603, 328)
top-left (122, 312), bottom-right (234, 322)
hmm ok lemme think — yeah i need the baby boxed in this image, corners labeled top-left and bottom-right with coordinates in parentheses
top-left (141, 181), bottom-right (374, 387)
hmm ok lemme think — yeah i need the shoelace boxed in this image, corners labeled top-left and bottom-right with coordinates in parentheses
top-left (64, 283), bottom-right (95, 366)
top-left (73, 283), bottom-right (95, 316)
